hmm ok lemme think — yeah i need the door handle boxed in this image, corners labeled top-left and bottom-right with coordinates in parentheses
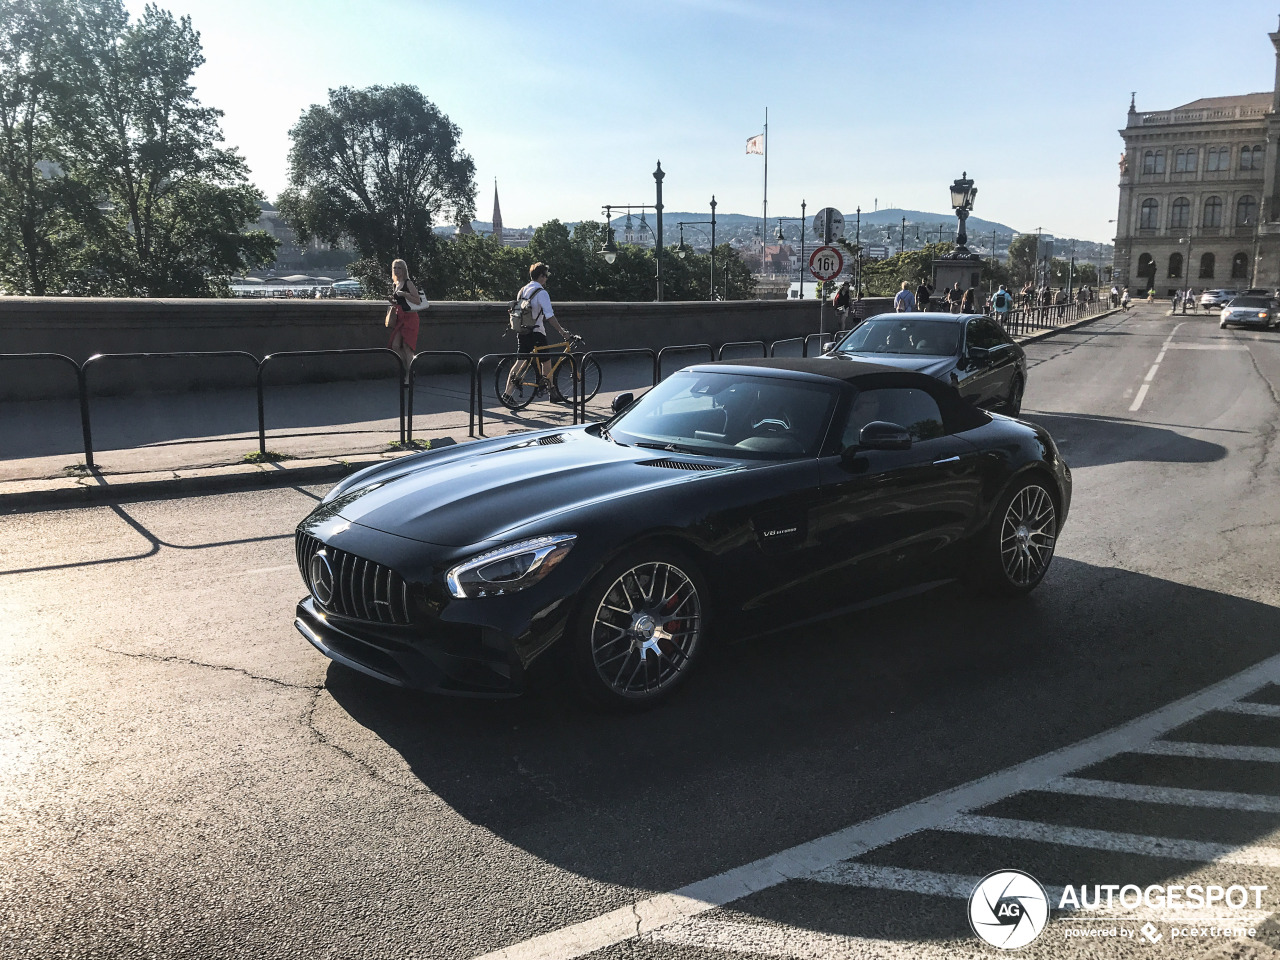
top-left (933, 455), bottom-right (961, 465)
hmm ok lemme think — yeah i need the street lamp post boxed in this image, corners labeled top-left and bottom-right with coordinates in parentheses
top-left (1178, 235), bottom-right (1193, 313)
top-left (676, 195), bottom-right (719, 300)
top-left (899, 216), bottom-right (907, 257)
top-left (949, 173), bottom-right (977, 255)
top-left (774, 199), bottom-right (807, 299)
top-left (597, 161), bottom-right (666, 301)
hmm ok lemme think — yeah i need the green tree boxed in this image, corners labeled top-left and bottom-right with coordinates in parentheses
top-left (1007, 234), bottom-right (1039, 285)
top-left (57, 3), bottom-right (276, 294)
top-left (279, 84), bottom-right (476, 299)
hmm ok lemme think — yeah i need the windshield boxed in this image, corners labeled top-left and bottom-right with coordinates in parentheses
top-left (609, 371), bottom-right (839, 460)
top-left (1229, 297), bottom-right (1270, 308)
top-left (833, 317), bottom-right (960, 357)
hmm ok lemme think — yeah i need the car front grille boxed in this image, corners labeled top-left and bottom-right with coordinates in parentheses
top-left (295, 531), bottom-right (411, 625)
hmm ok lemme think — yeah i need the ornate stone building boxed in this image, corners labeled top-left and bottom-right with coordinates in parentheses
top-left (1114, 21), bottom-right (1280, 294)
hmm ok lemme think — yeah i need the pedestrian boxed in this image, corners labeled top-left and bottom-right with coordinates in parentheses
top-left (915, 279), bottom-right (932, 312)
top-left (945, 281), bottom-right (962, 313)
top-left (893, 281), bottom-right (916, 312)
top-left (502, 261), bottom-right (574, 403)
top-left (1187, 288), bottom-right (1198, 314)
top-left (832, 280), bottom-right (852, 326)
top-left (1172, 289), bottom-right (1181, 313)
top-left (960, 287), bottom-right (976, 313)
top-left (1146, 287), bottom-right (1154, 304)
top-left (1111, 285), bottom-right (1120, 307)
top-left (992, 283), bottom-right (1013, 325)
top-left (386, 258), bottom-right (427, 384)
top-left (1121, 287), bottom-right (1132, 312)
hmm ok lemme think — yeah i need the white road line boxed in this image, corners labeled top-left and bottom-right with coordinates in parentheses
top-left (1130, 321), bottom-right (1187, 412)
top-left (469, 652), bottom-right (1280, 960)
top-left (1043, 775), bottom-right (1280, 813)
top-left (648, 918), bottom-right (988, 960)
top-left (1218, 701), bottom-right (1280, 719)
top-left (1164, 343), bottom-right (1250, 350)
top-left (238, 564), bottom-right (295, 576)
top-left (1137, 740), bottom-right (1280, 763)
top-left (941, 814), bottom-right (1280, 868)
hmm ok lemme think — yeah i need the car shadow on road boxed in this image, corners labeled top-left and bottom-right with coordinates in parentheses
top-left (1021, 411), bottom-right (1228, 468)
top-left (323, 555), bottom-right (1280, 931)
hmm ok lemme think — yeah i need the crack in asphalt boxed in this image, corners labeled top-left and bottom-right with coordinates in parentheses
top-left (1240, 338), bottom-right (1280, 486)
top-left (97, 645), bottom-right (321, 691)
top-left (299, 687), bottom-right (426, 794)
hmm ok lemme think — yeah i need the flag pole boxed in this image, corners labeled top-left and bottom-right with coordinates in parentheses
top-left (762, 108), bottom-right (768, 269)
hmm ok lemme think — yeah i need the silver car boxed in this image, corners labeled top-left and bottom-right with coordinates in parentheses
top-left (1201, 289), bottom-right (1240, 309)
top-left (1220, 296), bottom-right (1278, 329)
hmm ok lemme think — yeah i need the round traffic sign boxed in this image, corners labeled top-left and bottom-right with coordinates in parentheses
top-left (812, 207), bottom-right (844, 242)
top-left (809, 245), bottom-right (844, 282)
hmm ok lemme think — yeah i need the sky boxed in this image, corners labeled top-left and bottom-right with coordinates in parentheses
top-left (123, 0), bottom-right (1278, 244)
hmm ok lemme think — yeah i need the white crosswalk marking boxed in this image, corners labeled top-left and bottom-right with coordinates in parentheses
top-left (1218, 701), bottom-right (1280, 718)
top-left (1137, 740), bottom-right (1280, 762)
top-left (813, 863), bottom-right (983, 899)
top-left (1043, 775), bottom-right (1280, 812)
top-left (940, 813), bottom-right (1280, 867)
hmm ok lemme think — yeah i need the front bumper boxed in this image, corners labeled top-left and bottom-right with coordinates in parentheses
top-left (295, 597), bottom-right (525, 697)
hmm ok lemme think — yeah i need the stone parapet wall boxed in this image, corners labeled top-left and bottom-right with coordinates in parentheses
top-left (0, 297), bottom-right (892, 399)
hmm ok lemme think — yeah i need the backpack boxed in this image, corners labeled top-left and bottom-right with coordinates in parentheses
top-left (994, 291), bottom-right (1008, 309)
top-left (507, 283), bottom-right (545, 332)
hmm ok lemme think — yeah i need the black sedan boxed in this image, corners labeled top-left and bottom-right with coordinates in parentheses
top-left (824, 312), bottom-right (1028, 414)
top-left (294, 358), bottom-right (1070, 708)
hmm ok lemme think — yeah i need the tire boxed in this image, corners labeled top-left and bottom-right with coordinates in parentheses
top-left (968, 478), bottom-right (1058, 596)
top-left (1004, 374), bottom-right (1025, 416)
top-left (554, 356), bottom-right (603, 405)
top-left (569, 547), bottom-right (707, 709)
top-left (494, 357), bottom-right (536, 411)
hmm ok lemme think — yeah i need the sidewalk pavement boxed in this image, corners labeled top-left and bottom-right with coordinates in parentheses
top-left (0, 309), bottom-right (1118, 511)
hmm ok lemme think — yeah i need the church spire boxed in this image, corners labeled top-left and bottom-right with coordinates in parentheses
top-left (491, 179), bottom-right (504, 246)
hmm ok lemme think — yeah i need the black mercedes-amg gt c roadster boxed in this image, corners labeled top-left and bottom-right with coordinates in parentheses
top-left (294, 357), bottom-right (1070, 708)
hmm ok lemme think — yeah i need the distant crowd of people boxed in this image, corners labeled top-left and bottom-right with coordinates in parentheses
top-left (870, 279), bottom-right (1097, 321)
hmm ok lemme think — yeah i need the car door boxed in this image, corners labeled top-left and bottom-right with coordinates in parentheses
top-left (809, 385), bottom-right (983, 603)
top-left (960, 317), bottom-right (1009, 407)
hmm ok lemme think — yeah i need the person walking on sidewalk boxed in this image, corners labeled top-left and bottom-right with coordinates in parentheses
top-left (893, 281), bottom-right (916, 312)
top-left (503, 262), bottom-right (574, 403)
top-left (915, 280), bottom-right (932, 312)
top-left (1121, 287), bottom-right (1132, 312)
top-left (992, 284), bottom-right (1013, 325)
top-left (386, 258), bottom-right (427, 384)
top-left (960, 287), bottom-right (976, 314)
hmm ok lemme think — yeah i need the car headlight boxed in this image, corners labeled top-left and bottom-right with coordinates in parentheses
top-left (445, 534), bottom-right (577, 598)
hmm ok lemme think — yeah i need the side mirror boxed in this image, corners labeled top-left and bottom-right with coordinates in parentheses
top-left (610, 392), bottom-right (635, 415)
top-left (967, 346), bottom-right (990, 366)
top-left (856, 420), bottom-right (912, 451)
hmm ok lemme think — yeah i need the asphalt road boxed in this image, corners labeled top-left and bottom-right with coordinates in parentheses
top-left (4, 303), bottom-right (1280, 959)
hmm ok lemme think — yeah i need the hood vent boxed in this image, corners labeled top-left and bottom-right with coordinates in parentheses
top-left (536, 434), bottom-right (566, 445)
top-left (639, 458), bottom-right (722, 472)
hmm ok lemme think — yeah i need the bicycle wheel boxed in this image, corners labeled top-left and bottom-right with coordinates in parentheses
top-left (495, 357), bottom-right (536, 411)
top-left (554, 356), bottom-right (603, 404)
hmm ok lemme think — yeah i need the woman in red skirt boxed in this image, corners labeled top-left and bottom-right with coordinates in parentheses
top-left (387, 258), bottom-right (427, 384)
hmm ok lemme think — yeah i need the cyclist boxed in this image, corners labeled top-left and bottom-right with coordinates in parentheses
top-left (504, 262), bottom-right (574, 403)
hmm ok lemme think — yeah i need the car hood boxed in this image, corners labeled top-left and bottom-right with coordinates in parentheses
top-left (825, 353), bottom-right (956, 377)
top-left (325, 431), bottom-right (736, 546)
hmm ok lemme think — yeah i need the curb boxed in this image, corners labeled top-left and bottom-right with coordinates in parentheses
top-left (1013, 307), bottom-right (1121, 345)
top-left (0, 441), bottom-right (457, 512)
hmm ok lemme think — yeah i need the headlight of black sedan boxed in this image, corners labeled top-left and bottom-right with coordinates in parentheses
top-left (445, 534), bottom-right (577, 598)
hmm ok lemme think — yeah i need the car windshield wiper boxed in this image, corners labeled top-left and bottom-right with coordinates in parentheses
top-left (634, 440), bottom-right (701, 455)
top-left (599, 424), bottom-right (623, 445)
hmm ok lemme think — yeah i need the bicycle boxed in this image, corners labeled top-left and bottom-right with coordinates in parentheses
top-left (495, 334), bottom-right (603, 411)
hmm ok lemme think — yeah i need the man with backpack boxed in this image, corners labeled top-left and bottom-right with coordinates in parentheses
top-left (992, 284), bottom-right (1013, 325)
top-left (504, 262), bottom-right (573, 403)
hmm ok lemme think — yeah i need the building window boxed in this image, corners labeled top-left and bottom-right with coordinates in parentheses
top-left (1200, 252), bottom-right (1215, 279)
top-left (1170, 197), bottom-right (1190, 228)
top-left (1174, 149), bottom-right (1197, 173)
top-left (1203, 196), bottom-right (1223, 227)
top-left (1142, 150), bottom-right (1166, 175)
top-left (1206, 147), bottom-right (1222, 171)
top-left (1237, 195), bottom-right (1258, 226)
top-left (1168, 252), bottom-right (1183, 278)
top-left (1140, 198), bottom-right (1159, 229)
top-left (1240, 145), bottom-right (1264, 171)
top-left (1231, 253), bottom-right (1249, 279)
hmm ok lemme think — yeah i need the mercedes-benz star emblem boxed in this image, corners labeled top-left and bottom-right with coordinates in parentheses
top-left (309, 550), bottom-right (335, 608)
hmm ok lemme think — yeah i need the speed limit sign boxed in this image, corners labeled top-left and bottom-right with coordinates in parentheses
top-left (809, 245), bottom-right (844, 282)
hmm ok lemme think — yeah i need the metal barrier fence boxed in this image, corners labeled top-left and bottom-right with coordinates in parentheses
top-left (575, 348), bottom-right (658, 423)
top-left (1, 304), bottom-right (1114, 469)
top-left (406, 351), bottom-right (479, 444)
top-left (656, 344), bottom-right (714, 380)
top-left (475, 351), bottom-right (582, 438)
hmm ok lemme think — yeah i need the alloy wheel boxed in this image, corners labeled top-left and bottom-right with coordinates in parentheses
top-left (590, 561), bottom-right (701, 698)
top-left (999, 484), bottom-right (1057, 587)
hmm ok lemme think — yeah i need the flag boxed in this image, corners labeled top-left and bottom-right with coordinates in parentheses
top-left (745, 133), bottom-right (764, 155)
